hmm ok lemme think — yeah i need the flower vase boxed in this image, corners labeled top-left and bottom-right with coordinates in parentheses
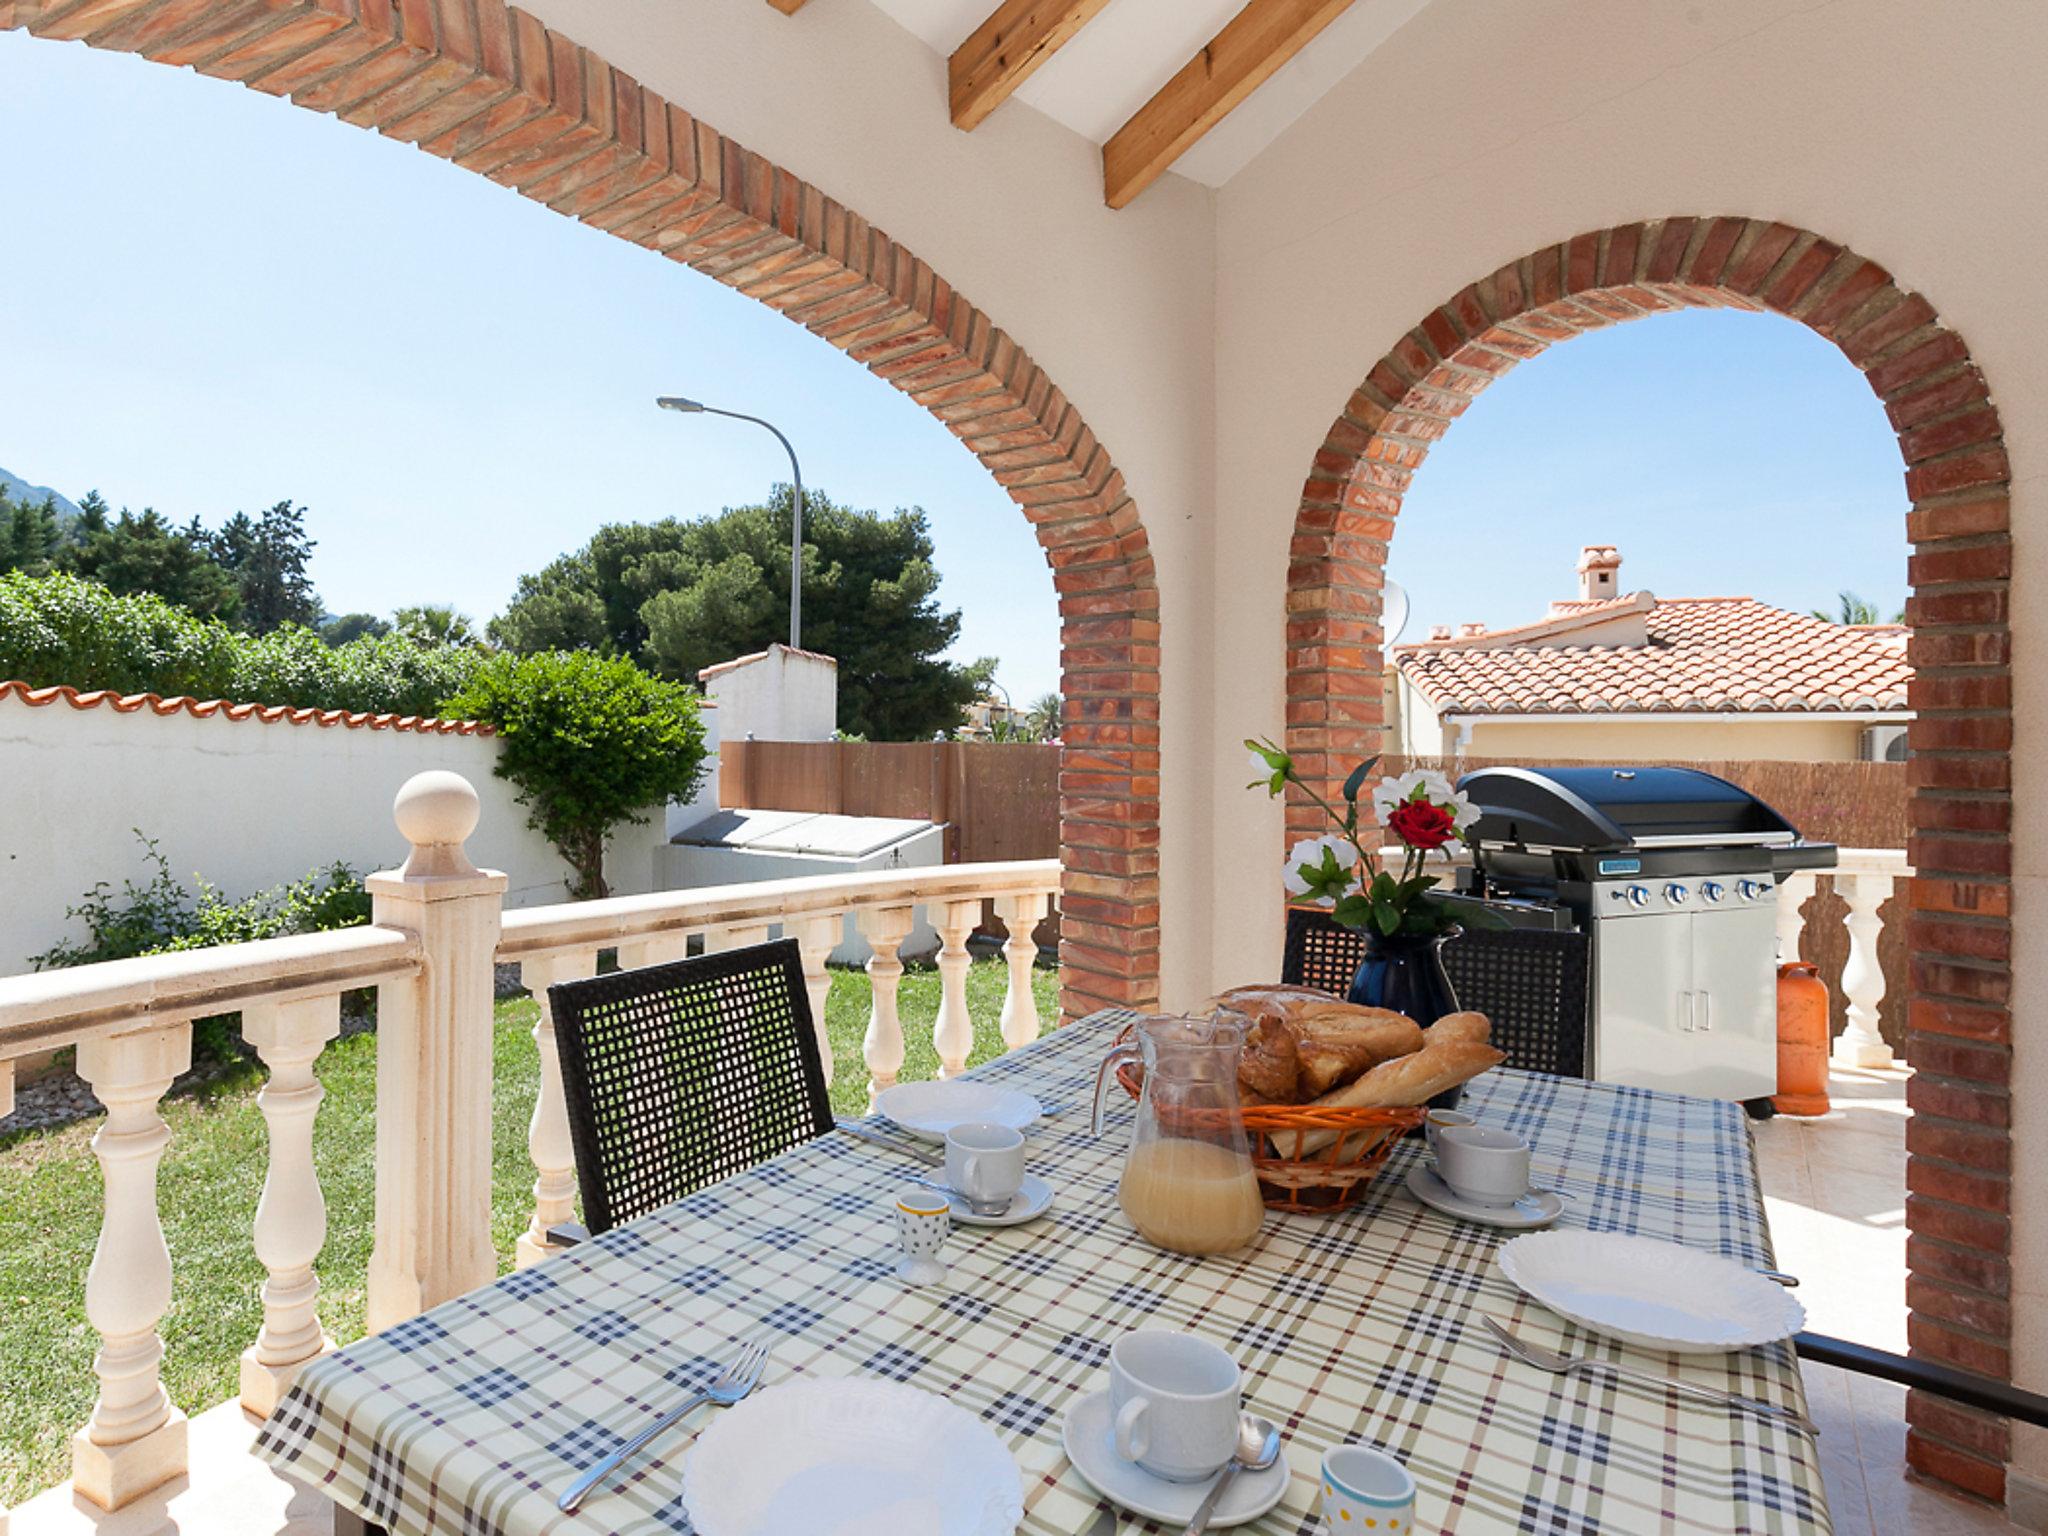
top-left (1348, 928), bottom-right (1465, 1116)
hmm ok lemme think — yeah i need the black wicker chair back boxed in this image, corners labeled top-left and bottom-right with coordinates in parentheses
top-left (546, 939), bottom-right (834, 1236)
top-left (1280, 907), bottom-right (1591, 1078)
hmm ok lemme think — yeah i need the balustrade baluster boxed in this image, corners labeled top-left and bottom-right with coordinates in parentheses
top-left (995, 892), bottom-right (1049, 1052)
top-left (793, 914), bottom-right (841, 1088)
top-left (0, 1056), bottom-right (13, 1121)
top-left (1775, 871), bottom-right (1817, 965)
top-left (931, 899), bottom-right (982, 1077)
top-left (516, 952), bottom-right (598, 1268)
top-left (1834, 872), bottom-right (1897, 1069)
top-left (240, 996), bottom-right (343, 1416)
top-left (858, 905), bottom-right (915, 1105)
top-left (72, 1023), bottom-right (191, 1510)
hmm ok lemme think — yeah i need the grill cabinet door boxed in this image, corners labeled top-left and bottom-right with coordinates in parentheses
top-left (1590, 901), bottom-right (1696, 1093)
top-left (1684, 900), bottom-right (1780, 1100)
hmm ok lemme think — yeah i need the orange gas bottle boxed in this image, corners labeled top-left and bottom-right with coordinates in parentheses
top-left (1774, 961), bottom-right (1831, 1116)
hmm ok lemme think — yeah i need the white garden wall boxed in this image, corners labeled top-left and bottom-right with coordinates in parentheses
top-left (0, 689), bottom-right (705, 975)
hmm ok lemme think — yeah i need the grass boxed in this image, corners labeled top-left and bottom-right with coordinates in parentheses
top-left (0, 955), bottom-right (1056, 1507)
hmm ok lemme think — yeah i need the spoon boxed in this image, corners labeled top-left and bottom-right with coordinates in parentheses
top-left (909, 1173), bottom-right (1013, 1217)
top-left (1182, 1413), bottom-right (1282, 1535)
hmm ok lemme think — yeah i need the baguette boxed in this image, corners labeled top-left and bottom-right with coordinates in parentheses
top-left (1236, 1016), bottom-right (1299, 1102)
top-left (1295, 1037), bottom-right (1382, 1098)
top-left (1424, 1011), bottom-right (1492, 1046)
top-left (1292, 1005), bottom-right (1424, 1062)
top-left (1290, 1039), bottom-right (1506, 1156)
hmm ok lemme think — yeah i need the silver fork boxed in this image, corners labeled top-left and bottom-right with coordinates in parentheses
top-left (1480, 1316), bottom-right (1817, 1434)
top-left (558, 1337), bottom-right (771, 1512)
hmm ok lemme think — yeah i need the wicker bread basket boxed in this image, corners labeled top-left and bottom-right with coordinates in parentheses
top-left (1111, 1038), bottom-right (1424, 1213)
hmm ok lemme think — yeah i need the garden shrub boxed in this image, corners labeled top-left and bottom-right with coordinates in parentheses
top-left (442, 650), bottom-right (709, 899)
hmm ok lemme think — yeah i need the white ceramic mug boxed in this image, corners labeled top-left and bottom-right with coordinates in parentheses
top-left (1321, 1444), bottom-right (1417, 1532)
top-left (1423, 1108), bottom-right (1477, 1154)
top-left (1434, 1124), bottom-right (1531, 1209)
top-left (1108, 1331), bottom-right (1242, 1483)
top-left (945, 1120), bottom-right (1026, 1211)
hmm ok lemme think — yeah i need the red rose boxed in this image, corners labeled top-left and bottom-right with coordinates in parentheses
top-left (1387, 798), bottom-right (1458, 851)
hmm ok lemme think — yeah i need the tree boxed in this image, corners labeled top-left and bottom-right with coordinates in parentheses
top-left (492, 486), bottom-right (991, 739)
top-left (320, 611), bottom-right (390, 646)
top-left (0, 490), bottom-right (62, 575)
top-left (212, 500), bottom-right (321, 633)
top-left (58, 504), bottom-right (241, 622)
top-left (1812, 590), bottom-right (1905, 625)
top-left (393, 603), bottom-right (479, 647)
top-left (442, 651), bottom-right (709, 899)
top-left (1024, 691), bottom-right (1063, 742)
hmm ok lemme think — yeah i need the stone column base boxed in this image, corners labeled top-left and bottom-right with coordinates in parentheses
top-left (1832, 1034), bottom-right (1897, 1069)
top-left (72, 1407), bottom-right (189, 1510)
top-left (239, 1338), bottom-right (333, 1419)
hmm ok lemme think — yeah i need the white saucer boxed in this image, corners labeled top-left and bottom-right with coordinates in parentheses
top-left (946, 1173), bottom-right (1056, 1227)
top-left (875, 1079), bottom-right (1043, 1142)
top-left (1060, 1390), bottom-right (1288, 1528)
top-left (1406, 1162), bottom-right (1565, 1230)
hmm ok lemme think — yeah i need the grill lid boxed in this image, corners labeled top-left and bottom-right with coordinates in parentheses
top-left (1456, 765), bottom-right (1800, 850)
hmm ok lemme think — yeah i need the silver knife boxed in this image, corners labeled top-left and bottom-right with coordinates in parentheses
top-left (833, 1119), bottom-right (944, 1167)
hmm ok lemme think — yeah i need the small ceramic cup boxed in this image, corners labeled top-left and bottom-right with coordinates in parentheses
top-left (1433, 1124), bottom-right (1532, 1209)
top-left (1423, 1108), bottom-right (1477, 1154)
top-left (894, 1185), bottom-right (951, 1286)
top-left (1321, 1444), bottom-right (1417, 1532)
top-left (945, 1121), bottom-right (1026, 1213)
top-left (1108, 1331), bottom-right (1242, 1483)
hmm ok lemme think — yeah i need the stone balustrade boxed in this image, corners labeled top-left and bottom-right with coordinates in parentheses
top-left (0, 772), bottom-right (1060, 1516)
top-left (1777, 848), bottom-right (1913, 1070)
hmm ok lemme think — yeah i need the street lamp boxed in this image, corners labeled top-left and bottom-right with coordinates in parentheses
top-left (656, 396), bottom-right (806, 649)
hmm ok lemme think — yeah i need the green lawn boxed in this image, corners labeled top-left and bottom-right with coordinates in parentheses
top-left (0, 955), bottom-right (1055, 1507)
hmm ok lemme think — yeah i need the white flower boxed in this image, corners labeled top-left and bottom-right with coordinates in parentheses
top-left (1248, 749), bottom-right (1271, 777)
top-left (1281, 834), bottom-right (1360, 905)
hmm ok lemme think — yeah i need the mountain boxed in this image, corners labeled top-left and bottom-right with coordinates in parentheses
top-left (0, 465), bottom-right (84, 530)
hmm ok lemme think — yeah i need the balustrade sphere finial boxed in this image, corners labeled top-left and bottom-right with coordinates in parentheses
top-left (392, 771), bottom-right (481, 857)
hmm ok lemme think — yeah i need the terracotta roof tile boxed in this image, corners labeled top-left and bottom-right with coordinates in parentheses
top-left (0, 679), bottom-right (492, 735)
top-left (1392, 597), bottom-right (1911, 715)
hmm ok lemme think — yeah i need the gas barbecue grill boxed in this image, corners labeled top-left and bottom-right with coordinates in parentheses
top-left (1452, 766), bottom-right (1837, 1108)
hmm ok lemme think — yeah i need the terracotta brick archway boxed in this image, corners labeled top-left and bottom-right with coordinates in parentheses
top-left (0, 0), bottom-right (1161, 1020)
top-left (1287, 217), bottom-right (2014, 1498)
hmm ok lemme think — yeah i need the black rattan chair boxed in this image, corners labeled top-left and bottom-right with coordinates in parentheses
top-left (544, 938), bottom-right (834, 1239)
top-left (1280, 907), bottom-right (1591, 1078)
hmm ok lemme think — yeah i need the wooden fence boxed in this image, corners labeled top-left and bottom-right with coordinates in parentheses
top-left (721, 742), bottom-right (1910, 1048)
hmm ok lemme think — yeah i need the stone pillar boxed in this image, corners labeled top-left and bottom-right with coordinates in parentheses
top-left (515, 953), bottom-right (597, 1269)
top-left (240, 995), bottom-right (343, 1416)
top-left (72, 1023), bottom-right (191, 1509)
top-left (1834, 872), bottom-right (1898, 1069)
top-left (931, 899), bottom-right (982, 1077)
top-left (995, 893), bottom-right (1049, 1052)
top-left (1776, 870), bottom-right (1817, 966)
top-left (858, 905), bottom-right (915, 1105)
top-left (365, 772), bottom-right (506, 1331)
top-left (792, 914), bottom-right (841, 1088)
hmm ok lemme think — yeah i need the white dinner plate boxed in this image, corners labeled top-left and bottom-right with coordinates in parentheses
top-left (1497, 1230), bottom-right (1807, 1354)
top-left (875, 1079), bottom-right (1042, 1142)
top-left (682, 1378), bottom-right (1024, 1536)
top-left (1406, 1163), bottom-right (1564, 1230)
top-left (1061, 1390), bottom-right (1288, 1529)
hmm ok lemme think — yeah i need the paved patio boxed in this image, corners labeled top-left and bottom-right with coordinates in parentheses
top-left (1757, 1063), bottom-right (2017, 1535)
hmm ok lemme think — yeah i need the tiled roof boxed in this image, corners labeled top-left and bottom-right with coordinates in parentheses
top-left (0, 679), bottom-right (492, 734)
top-left (697, 642), bottom-right (838, 681)
top-left (1394, 596), bottom-right (1911, 715)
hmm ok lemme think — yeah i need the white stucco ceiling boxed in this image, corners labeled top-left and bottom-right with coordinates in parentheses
top-left (864, 0), bottom-right (1431, 188)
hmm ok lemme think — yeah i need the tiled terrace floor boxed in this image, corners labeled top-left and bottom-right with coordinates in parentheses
top-left (1756, 1062), bottom-right (2018, 1535)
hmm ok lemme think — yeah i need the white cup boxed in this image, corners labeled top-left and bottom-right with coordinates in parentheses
top-left (1434, 1124), bottom-right (1531, 1209)
top-left (1423, 1108), bottom-right (1477, 1154)
top-left (1108, 1332), bottom-right (1242, 1483)
top-left (945, 1121), bottom-right (1025, 1212)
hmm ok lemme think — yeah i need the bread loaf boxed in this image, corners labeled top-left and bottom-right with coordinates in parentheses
top-left (1236, 1016), bottom-right (1299, 1102)
top-left (1290, 1038), bottom-right (1506, 1155)
top-left (1424, 1012), bottom-right (1492, 1046)
top-left (1292, 1005), bottom-right (1424, 1061)
top-left (1296, 1037), bottom-right (1381, 1097)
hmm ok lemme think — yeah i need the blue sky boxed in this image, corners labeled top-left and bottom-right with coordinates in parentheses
top-left (2, 32), bottom-right (1907, 706)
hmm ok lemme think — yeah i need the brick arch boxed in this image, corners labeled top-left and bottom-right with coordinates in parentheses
top-left (0, 0), bottom-right (1160, 1019)
top-left (1288, 216), bottom-right (2013, 1499)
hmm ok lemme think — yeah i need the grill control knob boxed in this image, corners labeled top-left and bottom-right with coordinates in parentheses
top-left (1625, 884), bottom-right (1651, 908)
top-left (1700, 881), bottom-right (1727, 904)
top-left (1738, 878), bottom-right (1771, 901)
top-left (1664, 883), bottom-right (1691, 906)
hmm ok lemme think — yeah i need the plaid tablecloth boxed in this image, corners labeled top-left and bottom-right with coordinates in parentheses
top-left (258, 1009), bottom-right (1828, 1535)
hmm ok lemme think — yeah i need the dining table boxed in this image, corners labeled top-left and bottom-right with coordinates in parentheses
top-left (256, 1007), bottom-right (1831, 1534)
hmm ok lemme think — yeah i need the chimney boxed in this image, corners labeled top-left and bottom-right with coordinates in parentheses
top-left (1428, 624), bottom-right (1452, 641)
top-left (1577, 544), bottom-right (1622, 601)
top-left (1457, 622), bottom-right (1488, 638)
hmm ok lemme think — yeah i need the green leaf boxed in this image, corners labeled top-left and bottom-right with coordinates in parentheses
top-left (1371, 896), bottom-right (1401, 936)
top-left (1331, 893), bottom-right (1373, 929)
top-left (1341, 760), bottom-right (1371, 805)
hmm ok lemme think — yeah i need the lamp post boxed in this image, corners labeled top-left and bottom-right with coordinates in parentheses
top-left (656, 396), bottom-right (806, 650)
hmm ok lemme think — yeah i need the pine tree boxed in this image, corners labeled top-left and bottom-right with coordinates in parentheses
top-left (213, 500), bottom-right (321, 633)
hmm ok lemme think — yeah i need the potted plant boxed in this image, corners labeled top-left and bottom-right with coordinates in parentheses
top-left (1246, 739), bottom-right (1485, 1025)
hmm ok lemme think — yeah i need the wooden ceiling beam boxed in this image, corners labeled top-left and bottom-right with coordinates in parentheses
top-left (1103, 0), bottom-right (1358, 208)
top-left (766, 0), bottom-right (812, 14)
top-left (950, 0), bottom-right (1115, 131)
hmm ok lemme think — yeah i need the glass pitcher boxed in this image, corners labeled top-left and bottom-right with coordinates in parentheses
top-left (1091, 1013), bottom-right (1265, 1257)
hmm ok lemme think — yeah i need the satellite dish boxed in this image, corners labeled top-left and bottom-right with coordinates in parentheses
top-left (1383, 580), bottom-right (1412, 647)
